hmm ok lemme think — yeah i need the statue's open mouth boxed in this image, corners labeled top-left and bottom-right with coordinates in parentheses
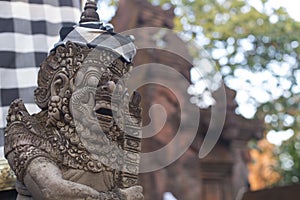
top-left (95, 100), bottom-right (117, 118)
top-left (94, 100), bottom-right (117, 132)
top-left (96, 108), bottom-right (113, 117)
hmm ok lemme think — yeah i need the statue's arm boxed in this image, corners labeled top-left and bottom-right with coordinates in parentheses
top-left (24, 157), bottom-right (100, 200)
top-left (23, 157), bottom-right (118, 200)
top-left (23, 157), bottom-right (143, 200)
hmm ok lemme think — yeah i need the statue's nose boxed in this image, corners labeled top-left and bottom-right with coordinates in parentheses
top-left (103, 81), bottom-right (116, 93)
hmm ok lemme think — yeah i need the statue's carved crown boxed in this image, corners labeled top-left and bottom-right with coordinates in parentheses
top-left (34, 0), bottom-right (136, 109)
top-left (79, 1), bottom-right (100, 23)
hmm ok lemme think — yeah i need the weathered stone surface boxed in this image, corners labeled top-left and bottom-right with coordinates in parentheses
top-left (4, 1), bottom-right (143, 200)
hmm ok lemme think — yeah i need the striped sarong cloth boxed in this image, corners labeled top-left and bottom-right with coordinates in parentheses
top-left (0, 0), bottom-right (81, 149)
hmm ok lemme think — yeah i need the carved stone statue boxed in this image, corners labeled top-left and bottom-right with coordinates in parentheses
top-left (4, 1), bottom-right (143, 200)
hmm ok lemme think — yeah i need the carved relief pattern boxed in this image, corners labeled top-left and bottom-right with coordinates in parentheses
top-left (5, 41), bottom-right (142, 190)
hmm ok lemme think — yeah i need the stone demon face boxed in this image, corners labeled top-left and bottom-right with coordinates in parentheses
top-left (94, 63), bottom-right (131, 134)
top-left (35, 42), bottom-right (140, 140)
top-left (34, 41), bottom-right (141, 177)
top-left (94, 69), bottom-right (118, 132)
top-left (72, 48), bottom-right (136, 137)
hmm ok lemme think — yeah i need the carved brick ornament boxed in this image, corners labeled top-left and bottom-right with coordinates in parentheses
top-left (4, 1), bottom-right (143, 200)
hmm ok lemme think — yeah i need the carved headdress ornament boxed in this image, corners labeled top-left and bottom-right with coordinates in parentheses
top-left (56, 1), bottom-right (136, 63)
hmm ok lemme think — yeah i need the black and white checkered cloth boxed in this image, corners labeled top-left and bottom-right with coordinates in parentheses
top-left (0, 0), bottom-right (81, 148)
top-left (57, 23), bottom-right (136, 62)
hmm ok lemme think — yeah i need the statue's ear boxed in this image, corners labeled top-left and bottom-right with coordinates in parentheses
top-left (50, 73), bottom-right (70, 97)
top-left (47, 73), bottom-right (70, 126)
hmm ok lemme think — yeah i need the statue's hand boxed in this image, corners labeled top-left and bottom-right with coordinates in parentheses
top-left (117, 186), bottom-right (144, 200)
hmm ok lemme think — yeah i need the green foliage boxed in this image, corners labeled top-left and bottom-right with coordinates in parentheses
top-left (148, 0), bottom-right (300, 186)
top-left (275, 135), bottom-right (300, 185)
top-left (105, 0), bottom-right (300, 186)
top-left (151, 0), bottom-right (300, 77)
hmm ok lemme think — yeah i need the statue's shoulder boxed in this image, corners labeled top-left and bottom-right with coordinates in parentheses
top-left (5, 98), bottom-right (46, 136)
top-left (4, 99), bottom-right (50, 181)
top-left (5, 99), bottom-right (35, 137)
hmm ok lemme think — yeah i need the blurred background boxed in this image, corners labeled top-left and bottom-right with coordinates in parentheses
top-left (2, 0), bottom-right (300, 199)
